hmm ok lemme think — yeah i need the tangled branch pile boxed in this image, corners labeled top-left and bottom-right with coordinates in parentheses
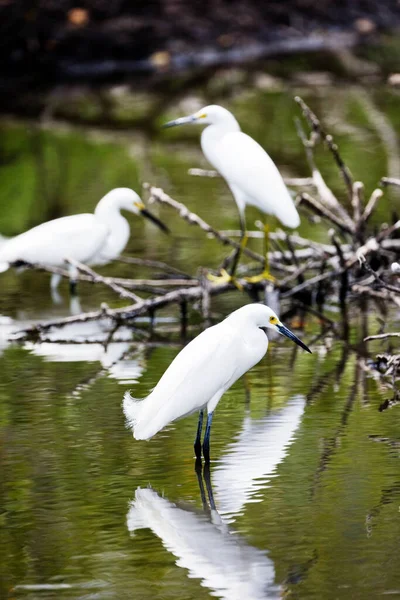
top-left (11, 97), bottom-right (400, 355)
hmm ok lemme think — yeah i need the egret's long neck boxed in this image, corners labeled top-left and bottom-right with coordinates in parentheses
top-left (94, 199), bottom-right (130, 261)
top-left (200, 116), bottom-right (241, 168)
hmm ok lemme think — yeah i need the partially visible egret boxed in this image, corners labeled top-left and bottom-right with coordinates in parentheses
top-left (164, 104), bottom-right (300, 281)
top-left (0, 188), bottom-right (168, 295)
top-left (123, 303), bottom-right (311, 462)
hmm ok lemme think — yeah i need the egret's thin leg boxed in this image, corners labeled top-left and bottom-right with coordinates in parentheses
top-left (203, 463), bottom-right (216, 510)
top-left (207, 211), bottom-right (246, 287)
top-left (229, 210), bottom-right (247, 278)
top-left (194, 410), bottom-right (204, 461)
top-left (202, 412), bottom-right (214, 463)
top-left (244, 221), bottom-right (275, 283)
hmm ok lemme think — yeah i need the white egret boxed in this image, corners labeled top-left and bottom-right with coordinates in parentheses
top-left (123, 303), bottom-right (311, 462)
top-left (0, 188), bottom-right (168, 294)
top-left (164, 104), bottom-right (300, 281)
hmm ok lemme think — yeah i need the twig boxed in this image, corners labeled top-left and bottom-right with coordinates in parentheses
top-left (295, 96), bottom-right (353, 198)
top-left (66, 258), bottom-right (142, 303)
top-left (188, 168), bottom-right (220, 178)
top-left (188, 167), bottom-right (314, 187)
top-left (11, 259), bottom-right (198, 290)
top-left (117, 255), bottom-right (191, 279)
top-left (10, 279), bottom-right (239, 340)
top-left (360, 189), bottom-right (383, 224)
top-left (299, 192), bottom-right (355, 234)
top-left (145, 184), bottom-right (265, 264)
top-left (282, 269), bottom-right (336, 298)
top-left (351, 284), bottom-right (400, 306)
top-left (295, 116), bottom-right (354, 227)
top-left (364, 332), bottom-right (400, 342)
top-left (351, 181), bottom-right (363, 225)
top-left (360, 260), bottom-right (400, 294)
top-left (381, 177), bottom-right (400, 188)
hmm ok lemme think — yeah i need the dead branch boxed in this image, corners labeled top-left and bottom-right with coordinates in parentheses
top-left (188, 167), bottom-right (314, 187)
top-left (66, 258), bottom-right (142, 303)
top-left (10, 278), bottom-right (241, 340)
top-left (295, 116), bottom-right (354, 227)
top-left (364, 332), bottom-right (400, 342)
top-left (295, 96), bottom-right (353, 198)
top-left (360, 260), bottom-right (400, 295)
top-left (381, 177), bottom-right (400, 188)
top-left (12, 259), bottom-right (199, 290)
top-left (117, 255), bottom-right (192, 279)
top-left (360, 189), bottom-right (383, 224)
top-left (298, 192), bottom-right (355, 234)
top-left (351, 181), bottom-right (363, 225)
top-left (145, 184), bottom-right (265, 264)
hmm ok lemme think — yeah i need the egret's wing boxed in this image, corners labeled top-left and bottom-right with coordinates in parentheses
top-left (0, 214), bottom-right (109, 266)
top-left (131, 323), bottom-right (242, 439)
top-left (213, 132), bottom-right (299, 228)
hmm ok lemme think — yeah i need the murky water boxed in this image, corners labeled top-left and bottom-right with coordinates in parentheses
top-left (1, 82), bottom-right (400, 599)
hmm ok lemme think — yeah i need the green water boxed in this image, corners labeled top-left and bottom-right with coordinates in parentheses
top-left (1, 82), bottom-right (400, 599)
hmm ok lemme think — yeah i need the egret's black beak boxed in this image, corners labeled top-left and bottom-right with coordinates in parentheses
top-left (162, 115), bottom-right (197, 129)
top-left (277, 324), bottom-right (312, 353)
top-left (141, 208), bottom-right (169, 234)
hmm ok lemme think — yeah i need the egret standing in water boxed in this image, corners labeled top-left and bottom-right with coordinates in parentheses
top-left (0, 188), bottom-right (168, 295)
top-left (164, 104), bottom-right (300, 282)
top-left (123, 304), bottom-right (311, 463)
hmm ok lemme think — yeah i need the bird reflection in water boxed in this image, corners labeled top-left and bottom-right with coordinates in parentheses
top-left (214, 395), bottom-right (306, 521)
top-left (127, 463), bottom-right (280, 600)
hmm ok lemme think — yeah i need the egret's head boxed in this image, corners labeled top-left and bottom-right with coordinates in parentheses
top-left (232, 304), bottom-right (312, 353)
top-left (163, 104), bottom-right (239, 129)
top-left (261, 306), bottom-right (311, 353)
top-left (100, 188), bottom-right (169, 233)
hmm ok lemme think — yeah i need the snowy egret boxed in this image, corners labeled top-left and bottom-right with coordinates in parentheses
top-left (123, 303), bottom-right (311, 462)
top-left (0, 188), bottom-right (168, 294)
top-left (164, 104), bottom-right (300, 281)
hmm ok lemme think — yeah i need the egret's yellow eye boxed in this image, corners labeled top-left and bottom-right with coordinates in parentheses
top-left (196, 112), bottom-right (207, 119)
top-left (269, 316), bottom-right (278, 325)
top-left (134, 201), bottom-right (145, 210)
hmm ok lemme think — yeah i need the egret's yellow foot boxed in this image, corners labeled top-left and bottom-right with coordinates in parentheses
top-left (244, 269), bottom-right (276, 284)
top-left (207, 269), bottom-right (244, 291)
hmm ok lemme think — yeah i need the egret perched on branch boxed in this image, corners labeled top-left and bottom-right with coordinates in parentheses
top-left (164, 104), bottom-right (300, 282)
top-left (0, 188), bottom-right (168, 295)
top-left (123, 303), bottom-right (311, 463)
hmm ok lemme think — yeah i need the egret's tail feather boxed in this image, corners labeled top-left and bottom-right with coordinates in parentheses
top-left (0, 262), bottom-right (9, 273)
top-left (123, 390), bottom-right (167, 440)
top-left (123, 391), bottom-right (146, 438)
